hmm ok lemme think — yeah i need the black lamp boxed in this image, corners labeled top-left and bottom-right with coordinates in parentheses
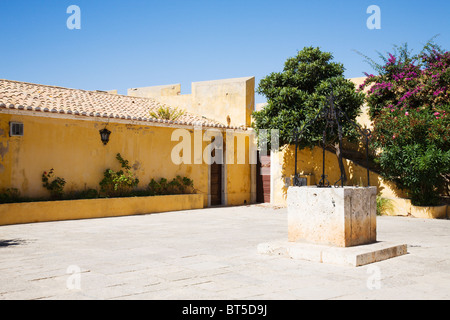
top-left (99, 128), bottom-right (111, 145)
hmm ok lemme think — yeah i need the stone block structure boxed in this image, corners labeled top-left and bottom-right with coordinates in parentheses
top-left (287, 186), bottom-right (377, 247)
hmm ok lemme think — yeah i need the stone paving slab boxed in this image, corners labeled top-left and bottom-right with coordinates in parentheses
top-left (257, 240), bottom-right (407, 267)
top-left (0, 205), bottom-right (450, 300)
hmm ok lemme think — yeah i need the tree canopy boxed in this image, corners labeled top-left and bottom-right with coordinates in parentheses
top-left (252, 47), bottom-right (365, 150)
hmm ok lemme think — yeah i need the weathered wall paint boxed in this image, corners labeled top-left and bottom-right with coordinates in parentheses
top-left (0, 113), bottom-right (252, 207)
top-left (128, 77), bottom-right (255, 128)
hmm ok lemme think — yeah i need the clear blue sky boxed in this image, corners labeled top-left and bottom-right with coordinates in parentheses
top-left (1, 0), bottom-right (449, 103)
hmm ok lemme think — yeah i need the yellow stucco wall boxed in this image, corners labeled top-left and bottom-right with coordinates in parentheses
top-left (271, 145), bottom-right (408, 207)
top-left (128, 77), bottom-right (255, 128)
top-left (225, 132), bottom-right (252, 205)
top-left (0, 113), bottom-right (252, 207)
top-left (350, 77), bottom-right (372, 130)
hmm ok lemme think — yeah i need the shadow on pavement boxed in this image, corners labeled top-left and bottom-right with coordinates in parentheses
top-left (0, 239), bottom-right (27, 248)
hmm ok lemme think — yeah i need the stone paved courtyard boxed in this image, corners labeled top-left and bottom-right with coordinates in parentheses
top-left (0, 205), bottom-right (449, 300)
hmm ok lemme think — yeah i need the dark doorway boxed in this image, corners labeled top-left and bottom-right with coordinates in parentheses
top-left (210, 146), bottom-right (223, 206)
top-left (257, 152), bottom-right (271, 203)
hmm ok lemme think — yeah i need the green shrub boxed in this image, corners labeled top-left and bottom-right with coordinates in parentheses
top-left (149, 106), bottom-right (185, 121)
top-left (42, 169), bottom-right (66, 199)
top-left (99, 153), bottom-right (140, 197)
top-left (148, 176), bottom-right (194, 196)
top-left (360, 41), bottom-right (450, 206)
top-left (67, 188), bottom-right (99, 200)
top-left (148, 178), bottom-right (168, 195)
top-left (0, 188), bottom-right (21, 204)
top-left (376, 196), bottom-right (393, 216)
top-left (371, 105), bottom-right (450, 206)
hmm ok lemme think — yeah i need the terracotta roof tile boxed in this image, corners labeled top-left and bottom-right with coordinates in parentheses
top-left (0, 79), bottom-right (243, 129)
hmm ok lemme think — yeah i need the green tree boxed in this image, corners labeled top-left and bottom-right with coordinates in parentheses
top-left (252, 47), bottom-right (365, 149)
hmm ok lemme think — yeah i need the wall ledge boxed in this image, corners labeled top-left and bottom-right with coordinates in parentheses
top-left (0, 194), bottom-right (204, 226)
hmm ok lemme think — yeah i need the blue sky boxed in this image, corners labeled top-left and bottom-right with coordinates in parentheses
top-left (1, 0), bottom-right (449, 103)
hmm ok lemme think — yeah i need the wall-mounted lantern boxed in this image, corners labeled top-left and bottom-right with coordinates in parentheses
top-left (99, 128), bottom-right (111, 145)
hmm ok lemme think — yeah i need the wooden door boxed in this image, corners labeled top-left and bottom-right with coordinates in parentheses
top-left (210, 147), bottom-right (222, 206)
top-left (257, 152), bottom-right (271, 203)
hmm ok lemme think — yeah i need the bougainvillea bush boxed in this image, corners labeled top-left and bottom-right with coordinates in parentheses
top-left (359, 42), bottom-right (450, 206)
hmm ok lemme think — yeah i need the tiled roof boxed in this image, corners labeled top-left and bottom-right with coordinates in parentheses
top-left (0, 79), bottom-right (242, 129)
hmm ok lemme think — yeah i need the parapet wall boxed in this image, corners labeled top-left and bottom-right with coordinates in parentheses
top-left (128, 77), bottom-right (255, 128)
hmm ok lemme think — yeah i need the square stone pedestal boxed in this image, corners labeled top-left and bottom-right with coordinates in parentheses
top-left (257, 240), bottom-right (408, 267)
top-left (288, 186), bottom-right (377, 247)
top-left (258, 186), bottom-right (407, 267)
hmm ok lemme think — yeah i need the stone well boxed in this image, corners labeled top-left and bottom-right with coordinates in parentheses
top-left (258, 186), bottom-right (408, 267)
top-left (287, 186), bottom-right (377, 247)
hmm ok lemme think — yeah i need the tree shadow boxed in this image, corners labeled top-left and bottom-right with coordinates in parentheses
top-left (0, 239), bottom-right (27, 248)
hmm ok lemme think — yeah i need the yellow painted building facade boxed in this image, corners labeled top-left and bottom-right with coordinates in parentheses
top-left (128, 77), bottom-right (255, 129)
top-left (0, 79), bottom-right (255, 209)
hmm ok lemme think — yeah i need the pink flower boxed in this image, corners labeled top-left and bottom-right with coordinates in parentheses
top-left (405, 112), bottom-right (409, 116)
top-left (434, 112), bottom-right (440, 116)
top-left (434, 88), bottom-right (445, 96)
top-left (388, 53), bottom-right (397, 65)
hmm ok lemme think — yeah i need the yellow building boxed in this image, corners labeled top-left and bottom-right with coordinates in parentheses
top-left (0, 78), bottom-right (256, 210)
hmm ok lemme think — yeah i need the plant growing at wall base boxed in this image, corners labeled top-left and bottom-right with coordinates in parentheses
top-left (376, 196), bottom-right (393, 216)
top-left (66, 188), bottom-right (99, 200)
top-left (0, 188), bottom-right (22, 204)
top-left (42, 169), bottom-right (66, 199)
top-left (99, 153), bottom-right (140, 197)
top-left (148, 176), bottom-right (195, 196)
